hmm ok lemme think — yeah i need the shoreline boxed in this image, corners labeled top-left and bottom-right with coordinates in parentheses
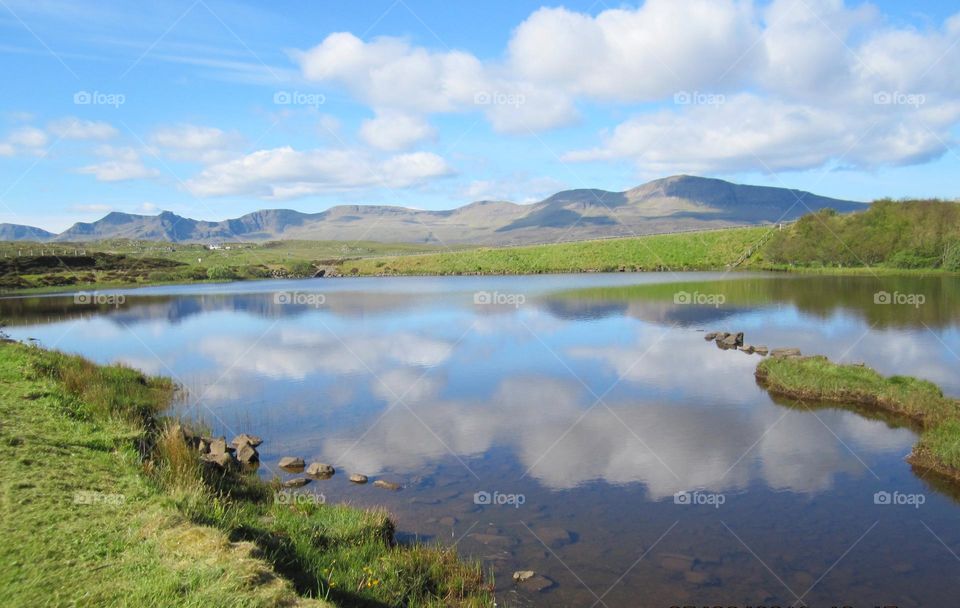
top-left (0, 342), bottom-right (492, 607)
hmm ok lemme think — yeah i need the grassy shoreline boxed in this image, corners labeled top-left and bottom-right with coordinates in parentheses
top-left (756, 355), bottom-right (960, 482)
top-left (0, 342), bottom-right (491, 607)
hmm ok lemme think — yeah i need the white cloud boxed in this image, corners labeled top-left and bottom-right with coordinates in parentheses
top-left (6, 126), bottom-right (48, 148)
top-left (47, 118), bottom-right (117, 140)
top-left (186, 146), bottom-right (453, 198)
top-left (150, 124), bottom-right (243, 163)
top-left (290, 1), bottom-right (960, 174)
top-left (77, 146), bottom-right (160, 182)
top-left (359, 111), bottom-right (436, 151)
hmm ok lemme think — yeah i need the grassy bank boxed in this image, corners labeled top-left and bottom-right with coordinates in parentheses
top-left (0, 342), bottom-right (491, 607)
top-left (756, 355), bottom-right (960, 481)
top-left (337, 227), bottom-right (769, 276)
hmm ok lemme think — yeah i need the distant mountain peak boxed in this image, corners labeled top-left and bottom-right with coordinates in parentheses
top-left (2, 175), bottom-right (865, 245)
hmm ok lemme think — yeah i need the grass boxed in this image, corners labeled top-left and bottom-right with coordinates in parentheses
top-left (755, 355), bottom-right (960, 481)
top-left (336, 227), bottom-right (771, 276)
top-left (0, 342), bottom-right (492, 607)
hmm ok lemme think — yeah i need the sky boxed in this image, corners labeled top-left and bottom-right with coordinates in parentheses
top-left (1, 0), bottom-right (958, 232)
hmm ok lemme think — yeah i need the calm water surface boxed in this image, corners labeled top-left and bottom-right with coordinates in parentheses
top-left (4, 272), bottom-right (960, 607)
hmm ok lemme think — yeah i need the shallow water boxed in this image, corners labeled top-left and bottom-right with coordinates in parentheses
top-left (4, 272), bottom-right (960, 607)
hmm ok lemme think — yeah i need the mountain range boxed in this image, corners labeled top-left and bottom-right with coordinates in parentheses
top-left (1, 175), bottom-right (866, 245)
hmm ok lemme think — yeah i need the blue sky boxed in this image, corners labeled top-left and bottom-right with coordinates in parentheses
top-left (1, 0), bottom-right (958, 232)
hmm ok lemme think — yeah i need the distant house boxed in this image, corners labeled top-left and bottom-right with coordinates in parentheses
top-left (206, 243), bottom-right (223, 250)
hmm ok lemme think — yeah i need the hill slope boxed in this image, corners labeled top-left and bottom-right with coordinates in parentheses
top-left (9, 175), bottom-right (864, 244)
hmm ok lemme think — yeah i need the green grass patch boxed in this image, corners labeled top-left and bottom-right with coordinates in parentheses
top-left (340, 227), bottom-right (770, 276)
top-left (0, 342), bottom-right (491, 607)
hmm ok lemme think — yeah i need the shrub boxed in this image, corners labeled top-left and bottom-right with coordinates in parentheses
top-left (207, 266), bottom-right (238, 281)
top-left (286, 260), bottom-right (315, 277)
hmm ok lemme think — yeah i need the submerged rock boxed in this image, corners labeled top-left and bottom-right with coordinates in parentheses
top-left (513, 570), bottom-right (535, 582)
top-left (373, 480), bottom-right (401, 490)
top-left (282, 477), bottom-right (310, 488)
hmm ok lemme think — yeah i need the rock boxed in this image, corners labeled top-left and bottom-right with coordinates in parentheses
top-left (659, 553), bottom-right (695, 572)
top-left (524, 575), bottom-right (554, 592)
top-left (534, 526), bottom-right (574, 548)
top-left (704, 332), bottom-right (718, 341)
top-left (684, 570), bottom-right (716, 585)
top-left (201, 451), bottom-right (235, 470)
top-left (348, 473), bottom-right (368, 484)
top-left (513, 570), bottom-right (536, 582)
top-left (470, 533), bottom-right (517, 547)
top-left (231, 433), bottom-right (263, 448)
top-left (305, 462), bottom-right (335, 478)
top-left (734, 332), bottom-right (744, 346)
top-left (278, 457), bottom-right (305, 472)
top-left (439, 516), bottom-right (458, 526)
top-left (741, 344), bottom-right (756, 354)
top-left (718, 334), bottom-right (738, 349)
top-left (283, 477), bottom-right (310, 488)
top-left (197, 438), bottom-right (210, 454)
top-left (373, 480), bottom-right (401, 490)
top-left (771, 348), bottom-right (802, 358)
top-left (754, 346), bottom-right (769, 356)
top-left (235, 443), bottom-right (259, 464)
top-left (208, 437), bottom-right (234, 456)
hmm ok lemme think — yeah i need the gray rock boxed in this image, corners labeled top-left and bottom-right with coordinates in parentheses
top-left (754, 346), bottom-right (769, 356)
top-left (201, 451), bottom-right (235, 470)
top-left (305, 462), bottom-right (335, 478)
top-left (208, 437), bottom-right (234, 456)
top-left (348, 473), bottom-right (368, 484)
top-left (770, 348), bottom-right (802, 358)
top-left (741, 344), bottom-right (756, 354)
top-left (231, 433), bottom-right (263, 448)
top-left (278, 457), bottom-right (305, 471)
top-left (235, 443), bottom-right (259, 464)
top-left (373, 480), bottom-right (401, 491)
top-left (704, 332), bottom-right (719, 341)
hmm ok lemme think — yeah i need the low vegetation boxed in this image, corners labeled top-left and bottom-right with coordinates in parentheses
top-left (756, 355), bottom-right (960, 481)
top-left (765, 199), bottom-right (960, 270)
top-left (0, 342), bottom-right (491, 607)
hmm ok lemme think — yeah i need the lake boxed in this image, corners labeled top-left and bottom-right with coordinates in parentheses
top-left (3, 272), bottom-right (960, 607)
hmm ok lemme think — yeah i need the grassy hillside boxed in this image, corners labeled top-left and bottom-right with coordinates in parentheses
top-left (0, 342), bottom-right (491, 607)
top-left (337, 227), bottom-right (770, 275)
top-left (765, 199), bottom-right (960, 269)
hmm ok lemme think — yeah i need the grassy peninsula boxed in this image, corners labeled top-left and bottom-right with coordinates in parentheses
top-left (0, 341), bottom-right (491, 607)
top-left (756, 355), bottom-right (960, 481)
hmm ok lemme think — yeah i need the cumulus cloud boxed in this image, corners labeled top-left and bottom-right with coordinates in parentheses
top-left (150, 124), bottom-right (244, 163)
top-left (77, 145), bottom-right (160, 182)
top-left (6, 126), bottom-right (48, 149)
top-left (290, 0), bottom-right (960, 174)
top-left (186, 146), bottom-right (453, 198)
top-left (359, 111), bottom-right (436, 151)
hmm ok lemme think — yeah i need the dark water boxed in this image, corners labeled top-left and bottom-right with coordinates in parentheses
top-left (4, 272), bottom-right (960, 607)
